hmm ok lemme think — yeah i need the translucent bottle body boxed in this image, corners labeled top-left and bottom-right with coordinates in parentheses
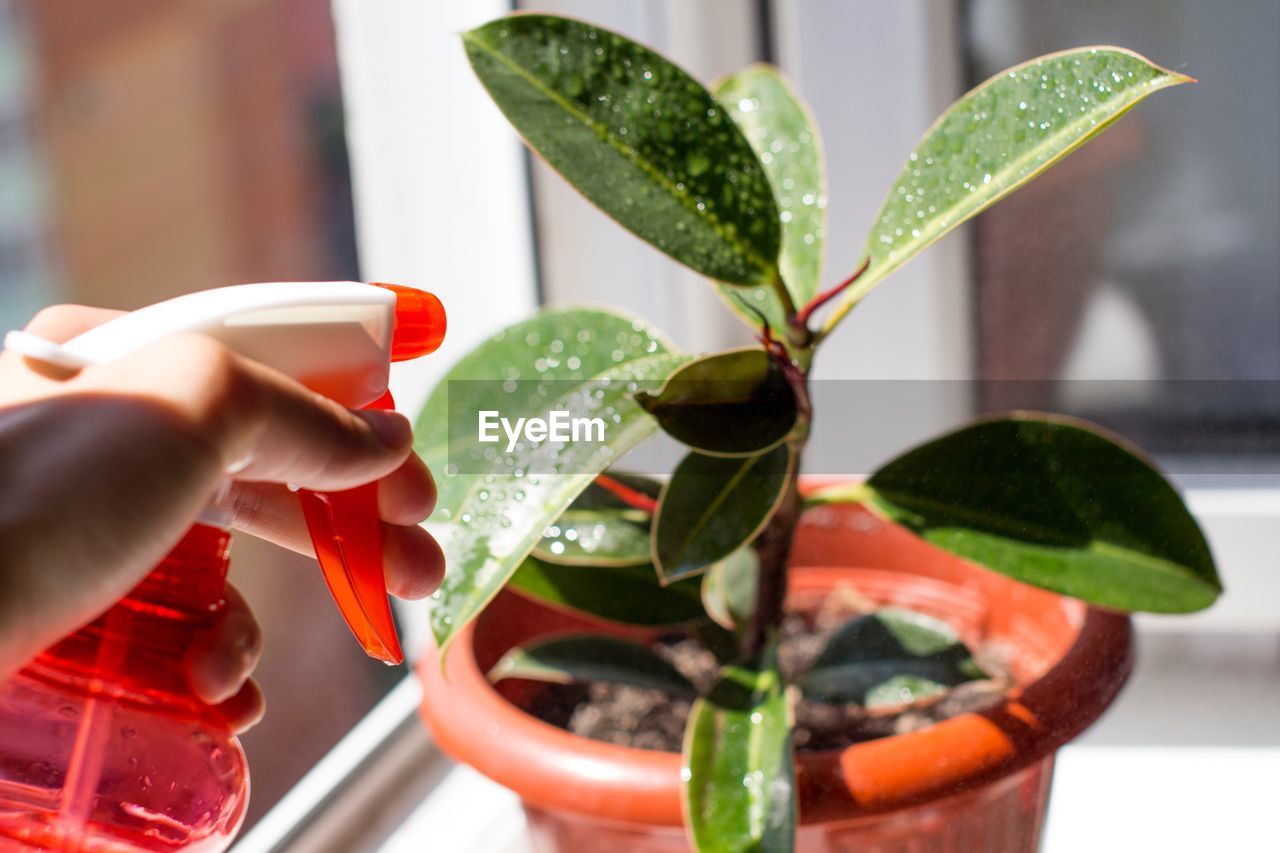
top-left (0, 525), bottom-right (248, 852)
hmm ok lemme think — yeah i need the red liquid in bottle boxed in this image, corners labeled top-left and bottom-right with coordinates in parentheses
top-left (0, 525), bottom-right (248, 851)
top-left (0, 282), bottom-right (445, 850)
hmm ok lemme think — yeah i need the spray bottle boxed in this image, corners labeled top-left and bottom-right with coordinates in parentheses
top-left (0, 282), bottom-right (445, 851)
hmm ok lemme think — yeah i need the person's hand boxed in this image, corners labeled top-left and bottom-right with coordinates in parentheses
top-left (0, 305), bottom-right (445, 731)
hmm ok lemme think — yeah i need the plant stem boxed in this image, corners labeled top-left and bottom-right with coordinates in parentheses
top-left (742, 342), bottom-right (813, 661)
top-left (768, 271), bottom-right (799, 321)
top-left (742, 473), bottom-right (799, 660)
top-left (766, 271), bottom-right (816, 353)
top-left (815, 259), bottom-right (881, 342)
top-left (593, 474), bottom-right (658, 513)
top-left (793, 257), bottom-right (870, 332)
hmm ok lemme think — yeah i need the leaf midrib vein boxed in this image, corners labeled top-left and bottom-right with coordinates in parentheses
top-left (873, 487), bottom-right (1208, 587)
top-left (466, 32), bottom-right (778, 281)
top-left (677, 453), bottom-right (765, 558)
top-left (847, 69), bottom-right (1180, 305)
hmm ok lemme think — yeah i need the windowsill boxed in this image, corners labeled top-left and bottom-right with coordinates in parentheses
top-left (378, 743), bottom-right (1280, 853)
top-left (237, 486), bottom-right (1280, 851)
top-left (377, 629), bottom-right (1280, 853)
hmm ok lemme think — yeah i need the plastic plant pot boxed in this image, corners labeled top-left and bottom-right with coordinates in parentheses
top-left (417, 498), bottom-right (1133, 852)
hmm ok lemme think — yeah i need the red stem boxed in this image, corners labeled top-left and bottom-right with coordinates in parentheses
top-left (593, 474), bottom-right (658, 513)
top-left (793, 257), bottom-right (871, 330)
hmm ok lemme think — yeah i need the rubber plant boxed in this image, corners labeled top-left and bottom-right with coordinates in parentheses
top-left (415, 14), bottom-right (1219, 852)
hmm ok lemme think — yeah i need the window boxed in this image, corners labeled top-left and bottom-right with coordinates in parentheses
top-left (966, 0), bottom-right (1280, 458)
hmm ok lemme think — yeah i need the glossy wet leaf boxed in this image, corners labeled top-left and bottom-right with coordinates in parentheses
top-left (490, 634), bottom-right (696, 697)
top-left (415, 308), bottom-right (673, 516)
top-left (864, 676), bottom-right (950, 711)
top-left (716, 65), bottom-right (826, 337)
top-left (532, 472), bottom-right (658, 565)
top-left (655, 444), bottom-right (794, 583)
top-left (509, 555), bottom-right (705, 626)
top-left (801, 608), bottom-right (985, 705)
top-left (865, 414), bottom-right (1222, 612)
top-left (423, 351), bottom-right (690, 654)
top-left (636, 348), bottom-right (797, 456)
top-left (701, 548), bottom-right (760, 632)
top-left (535, 508), bottom-right (652, 566)
top-left (683, 645), bottom-right (794, 853)
top-left (464, 15), bottom-right (780, 286)
top-left (826, 47), bottom-right (1191, 330)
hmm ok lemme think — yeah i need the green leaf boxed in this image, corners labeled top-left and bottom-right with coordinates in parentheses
top-left (654, 444), bottom-right (795, 583)
top-left (701, 548), bottom-right (760, 632)
top-left (424, 351), bottom-right (690, 654)
top-left (800, 481), bottom-right (873, 509)
top-left (509, 554), bottom-right (706, 626)
top-left (535, 509), bottom-right (652, 566)
top-left (532, 472), bottom-right (659, 566)
top-left (864, 414), bottom-right (1222, 613)
top-left (636, 348), bottom-right (797, 456)
top-left (683, 645), bottom-right (794, 853)
top-left (489, 634), bottom-right (696, 698)
top-left (824, 47), bottom-right (1192, 331)
top-left (415, 308), bottom-right (673, 516)
top-left (864, 676), bottom-right (950, 711)
top-left (693, 620), bottom-right (745, 666)
top-left (716, 65), bottom-right (826, 336)
top-left (801, 608), bottom-right (986, 705)
top-left (463, 15), bottom-right (780, 286)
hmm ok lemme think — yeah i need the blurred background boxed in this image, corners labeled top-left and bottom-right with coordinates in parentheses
top-left (0, 0), bottom-right (391, 832)
top-left (0, 0), bottom-right (1275, 847)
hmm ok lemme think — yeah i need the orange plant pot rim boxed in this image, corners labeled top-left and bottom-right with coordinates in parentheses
top-left (419, 570), bottom-right (1131, 828)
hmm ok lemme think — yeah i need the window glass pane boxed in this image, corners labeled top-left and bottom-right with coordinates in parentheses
top-left (0, 0), bottom-right (395, 832)
top-left (966, 0), bottom-right (1279, 456)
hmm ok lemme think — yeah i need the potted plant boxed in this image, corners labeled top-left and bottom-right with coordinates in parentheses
top-left (412, 13), bottom-right (1220, 852)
